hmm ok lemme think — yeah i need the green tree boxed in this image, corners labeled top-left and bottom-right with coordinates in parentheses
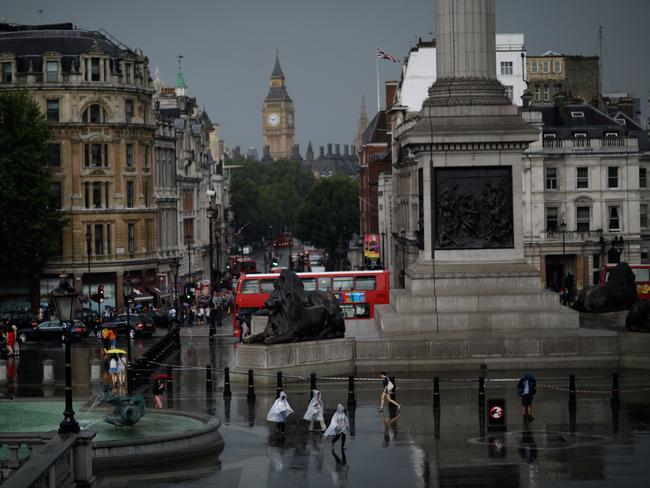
top-left (0, 91), bottom-right (66, 280)
top-left (228, 158), bottom-right (314, 243)
top-left (295, 175), bottom-right (359, 254)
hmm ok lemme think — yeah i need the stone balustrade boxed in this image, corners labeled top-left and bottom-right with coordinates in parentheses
top-left (0, 431), bottom-right (96, 488)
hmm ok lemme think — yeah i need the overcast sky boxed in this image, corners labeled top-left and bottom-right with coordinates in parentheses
top-left (4, 0), bottom-right (649, 153)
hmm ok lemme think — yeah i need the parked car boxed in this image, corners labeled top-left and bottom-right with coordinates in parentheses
top-left (18, 320), bottom-right (88, 343)
top-left (0, 310), bottom-right (39, 331)
top-left (97, 314), bottom-right (155, 339)
top-left (75, 308), bottom-right (102, 330)
top-left (144, 310), bottom-right (180, 329)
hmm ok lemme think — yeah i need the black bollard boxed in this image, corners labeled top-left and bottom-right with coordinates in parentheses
top-left (216, 304), bottom-right (223, 327)
top-left (224, 397), bottom-right (231, 424)
top-left (347, 376), bottom-right (356, 406)
top-left (389, 376), bottom-right (397, 401)
top-left (478, 376), bottom-right (486, 407)
top-left (276, 371), bottom-right (283, 399)
top-left (206, 364), bottom-right (213, 397)
top-left (126, 362), bottom-right (134, 395)
top-left (433, 399), bottom-right (441, 440)
top-left (569, 374), bottom-right (577, 434)
top-left (247, 368), bottom-right (256, 402)
top-left (223, 367), bottom-right (232, 399)
top-left (310, 373), bottom-right (317, 396)
top-left (611, 371), bottom-right (620, 405)
top-left (433, 377), bottom-right (440, 407)
top-left (348, 404), bottom-right (356, 437)
top-left (248, 399), bottom-right (256, 427)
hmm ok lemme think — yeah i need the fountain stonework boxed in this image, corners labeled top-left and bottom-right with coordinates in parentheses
top-left (376, 0), bottom-right (579, 333)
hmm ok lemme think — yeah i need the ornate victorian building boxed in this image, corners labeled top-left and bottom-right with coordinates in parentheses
top-left (262, 52), bottom-right (294, 160)
top-left (0, 23), bottom-right (157, 309)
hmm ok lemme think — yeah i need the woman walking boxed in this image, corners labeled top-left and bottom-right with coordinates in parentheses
top-left (303, 390), bottom-right (327, 432)
top-left (108, 354), bottom-right (118, 388)
top-left (267, 390), bottom-right (294, 435)
top-left (377, 372), bottom-right (400, 412)
top-left (152, 379), bottom-right (165, 409)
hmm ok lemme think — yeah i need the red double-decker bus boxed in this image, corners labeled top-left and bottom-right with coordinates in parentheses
top-left (233, 270), bottom-right (390, 337)
top-left (599, 264), bottom-right (650, 300)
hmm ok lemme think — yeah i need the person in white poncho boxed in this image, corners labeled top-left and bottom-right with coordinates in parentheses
top-left (303, 390), bottom-right (327, 432)
top-left (267, 390), bottom-right (294, 435)
top-left (324, 404), bottom-right (349, 449)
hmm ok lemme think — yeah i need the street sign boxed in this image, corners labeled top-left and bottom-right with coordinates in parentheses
top-left (487, 398), bottom-right (506, 431)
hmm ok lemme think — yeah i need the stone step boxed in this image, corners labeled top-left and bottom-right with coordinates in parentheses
top-left (408, 276), bottom-right (545, 296)
top-left (390, 288), bottom-right (563, 313)
top-left (375, 304), bottom-right (579, 333)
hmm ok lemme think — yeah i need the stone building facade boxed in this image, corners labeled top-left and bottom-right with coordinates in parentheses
top-left (0, 23), bottom-right (158, 309)
top-left (526, 53), bottom-right (600, 106)
top-left (521, 100), bottom-right (650, 289)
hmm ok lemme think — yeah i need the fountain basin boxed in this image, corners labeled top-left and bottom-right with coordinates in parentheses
top-left (0, 401), bottom-right (223, 470)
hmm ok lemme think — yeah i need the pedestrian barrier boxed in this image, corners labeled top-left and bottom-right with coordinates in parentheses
top-left (276, 371), bottom-right (283, 399)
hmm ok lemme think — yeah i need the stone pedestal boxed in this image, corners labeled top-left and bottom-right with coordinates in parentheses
top-left (234, 338), bottom-right (354, 383)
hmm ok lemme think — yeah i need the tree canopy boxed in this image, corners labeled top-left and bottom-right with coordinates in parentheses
top-left (228, 158), bottom-right (314, 242)
top-left (0, 91), bottom-right (66, 278)
top-left (295, 175), bottom-right (359, 254)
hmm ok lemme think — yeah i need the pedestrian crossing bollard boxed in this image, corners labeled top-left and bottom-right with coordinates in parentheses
top-left (347, 376), bottom-right (356, 406)
top-left (42, 359), bottom-right (55, 386)
top-left (223, 367), bottom-right (232, 399)
top-left (90, 359), bottom-right (102, 384)
top-left (433, 377), bottom-right (440, 407)
top-left (310, 373), bottom-right (317, 396)
top-left (0, 359), bottom-right (7, 385)
top-left (206, 364), bottom-right (213, 397)
top-left (276, 371), bottom-right (283, 398)
top-left (389, 376), bottom-right (396, 401)
top-left (247, 369), bottom-right (256, 402)
top-left (478, 376), bottom-right (486, 407)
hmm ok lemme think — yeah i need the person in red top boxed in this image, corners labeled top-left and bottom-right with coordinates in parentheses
top-left (5, 324), bottom-right (16, 356)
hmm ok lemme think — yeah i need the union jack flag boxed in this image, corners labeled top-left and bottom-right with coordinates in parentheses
top-left (376, 47), bottom-right (399, 63)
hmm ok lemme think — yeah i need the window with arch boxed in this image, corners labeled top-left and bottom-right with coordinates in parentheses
top-left (82, 104), bottom-right (108, 124)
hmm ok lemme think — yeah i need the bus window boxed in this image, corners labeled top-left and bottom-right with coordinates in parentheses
top-left (355, 276), bottom-right (376, 291)
top-left (634, 268), bottom-right (650, 282)
top-left (302, 278), bottom-right (317, 291)
top-left (260, 279), bottom-right (275, 293)
top-left (333, 276), bottom-right (354, 291)
top-left (340, 304), bottom-right (355, 319)
top-left (317, 277), bottom-right (332, 291)
top-left (242, 280), bottom-right (259, 294)
top-left (355, 303), bottom-right (371, 318)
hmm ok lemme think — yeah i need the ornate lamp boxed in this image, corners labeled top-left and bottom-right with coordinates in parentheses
top-left (52, 273), bottom-right (80, 434)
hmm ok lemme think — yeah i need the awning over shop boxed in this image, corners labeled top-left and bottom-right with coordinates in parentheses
top-left (148, 286), bottom-right (172, 299)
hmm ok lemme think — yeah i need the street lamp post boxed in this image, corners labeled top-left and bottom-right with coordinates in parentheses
top-left (170, 258), bottom-right (180, 314)
top-left (560, 218), bottom-right (566, 288)
top-left (123, 274), bottom-right (134, 360)
top-left (52, 273), bottom-right (80, 434)
top-left (207, 206), bottom-right (215, 296)
top-left (288, 238), bottom-right (293, 270)
top-left (186, 235), bottom-right (192, 293)
top-left (380, 231), bottom-right (386, 270)
top-left (85, 231), bottom-right (92, 318)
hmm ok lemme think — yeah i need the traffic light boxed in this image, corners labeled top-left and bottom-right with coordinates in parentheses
top-left (271, 256), bottom-right (279, 268)
top-left (184, 286), bottom-right (194, 301)
top-left (98, 285), bottom-right (104, 303)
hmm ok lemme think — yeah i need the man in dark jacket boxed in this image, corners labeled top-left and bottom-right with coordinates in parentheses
top-left (517, 372), bottom-right (537, 422)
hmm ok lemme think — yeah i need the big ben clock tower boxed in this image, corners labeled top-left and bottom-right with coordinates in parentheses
top-left (263, 51), bottom-right (295, 160)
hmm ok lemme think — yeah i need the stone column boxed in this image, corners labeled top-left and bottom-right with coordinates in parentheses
top-left (426, 0), bottom-right (507, 107)
top-left (436, 0), bottom-right (497, 80)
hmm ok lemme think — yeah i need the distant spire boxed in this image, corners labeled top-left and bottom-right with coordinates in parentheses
top-left (175, 54), bottom-right (187, 96)
top-left (354, 94), bottom-right (368, 149)
top-left (271, 49), bottom-right (285, 78)
top-left (306, 142), bottom-right (314, 161)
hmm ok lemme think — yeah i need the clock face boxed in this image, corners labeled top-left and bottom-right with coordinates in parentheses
top-left (267, 113), bottom-right (280, 127)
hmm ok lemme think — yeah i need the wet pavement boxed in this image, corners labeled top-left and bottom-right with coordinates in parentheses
top-left (4, 326), bottom-right (650, 487)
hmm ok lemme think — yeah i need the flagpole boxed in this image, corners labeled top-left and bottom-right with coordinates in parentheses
top-left (376, 51), bottom-right (381, 112)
